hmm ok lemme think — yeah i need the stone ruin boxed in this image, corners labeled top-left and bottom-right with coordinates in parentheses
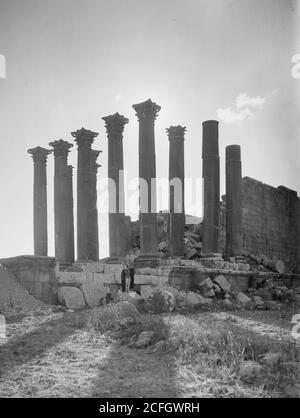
top-left (1, 97), bottom-right (300, 311)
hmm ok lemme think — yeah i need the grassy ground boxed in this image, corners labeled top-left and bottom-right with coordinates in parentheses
top-left (0, 305), bottom-right (299, 398)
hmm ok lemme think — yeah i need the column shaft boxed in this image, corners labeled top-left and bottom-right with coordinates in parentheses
top-left (66, 165), bottom-right (75, 264)
top-left (202, 120), bottom-right (220, 254)
top-left (102, 113), bottom-right (128, 258)
top-left (72, 128), bottom-right (98, 260)
top-left (90, 150), bottom-right (101, 261)
top-left (28, 147), bottom-right (51, 256)
top-left (226, 145), bottom-right (242, 257)
top-left (167, 126), bottom-right (186, 257)
top-left (132, 99), bottom-right (161, 256)
top-left (49, 140), bottom-right (73, 264)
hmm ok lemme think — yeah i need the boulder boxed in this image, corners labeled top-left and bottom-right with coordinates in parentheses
top-left (235, 292), bottom-right (251, 305)
top-left (144, 289), bottom-right (175, 314)
top-left (198, 277), bottom-right (214, 296)
top-left (213, 275), bottom-right (231, 293)
top-left (135, 331), bottom-right (155, 348)
top-left (80, 281), bottom-right (107, 308)
top-left (239, 361), bottom-right (265, 384)
top-left (58, 286), bottom-right (86, 310)
top-left (121, 291), bottom-right (145, 312)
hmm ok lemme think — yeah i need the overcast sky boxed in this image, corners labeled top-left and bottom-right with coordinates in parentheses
top-left (0, 0), bottom-right (299, 258)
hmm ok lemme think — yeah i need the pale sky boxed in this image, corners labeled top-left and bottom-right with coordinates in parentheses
top-left (0, 0), bottom-right (299, 258)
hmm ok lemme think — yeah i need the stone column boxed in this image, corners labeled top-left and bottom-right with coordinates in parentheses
top-left (27, 147), bottom-right (52, 256)
top-left (66, 165), bottom-right (75, 264)
top-left (124, 215), bottom-right (132, 253)
top-left (132, 99), bottom-right (161, 262)
top-left (226, 145), bottom-right (242, 258)
top-left (102, 113), bottom-right (128, 259)
top-left (202, 120), bottom-right (220, 254)
top-left (72, 128), bottom-right (99, 260)
top-left (167, 126), bottom-right (186, 257)
top-left (90, 150), bottom-right (101, 261)
top-left (49, 139), bottom-right (73, 264)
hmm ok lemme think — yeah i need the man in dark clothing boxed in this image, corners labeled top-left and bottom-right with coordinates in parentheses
top-left (127, 253), bottom-right (135, 290)
top-left (121, 264), bottom-right (129, 292)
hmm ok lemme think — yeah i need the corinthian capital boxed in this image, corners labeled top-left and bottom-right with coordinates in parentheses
top-left (132, 98), bottom-right (161, 123)
top-left (71, 127), bottom-right (99, 148)
top-left (49, 139), bottom-right (73, 157)
top-left (28, 146), bottom-right (52, 165)
top-left (102, 113), bottom-right (128, 136)
top-left (166, 125), bottom-right (186, 141)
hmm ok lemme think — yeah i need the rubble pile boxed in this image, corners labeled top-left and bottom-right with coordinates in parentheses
top-left (0, 266), bottom-right (48, 317)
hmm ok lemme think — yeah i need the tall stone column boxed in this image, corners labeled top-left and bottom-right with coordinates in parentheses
top-left (132, 99), bottom-right (161, 262)
top-left (27, 147), bottom-right (52, 256)
top-left (226, 145), bottom-right (242, 258)
top-left (90, 150), bottom-right (101, 261)
top-left (102, 113), bottom-right (128, 259)
top-left (167, 126), bottom-right (186, 257)
top-left (72, 128), bottom-right (98, 260)
top-left (49, 139), bottom-right (73, 264)
top-left (66, 165), bottom-right (75, 264)
top-left (202, 120), bottom-right (220, 254)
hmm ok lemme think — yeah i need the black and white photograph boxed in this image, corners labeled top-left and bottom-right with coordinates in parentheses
top-left (0, 0), bottom-right (299, 402)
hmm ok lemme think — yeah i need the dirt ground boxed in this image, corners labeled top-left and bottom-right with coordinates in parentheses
top-left (0, 307), bottom-right (298, 398)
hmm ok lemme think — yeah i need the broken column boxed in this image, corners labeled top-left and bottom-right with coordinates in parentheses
top-left (202, 120), bottom-right (220, 255)
top-left (102, 113), bottom-right (128, 259)
top-left (27, 146), bottom-right (52, 256)
top-left (226, 145), bottom-right (242, 258)
top-left (72, 128), bottom-right (99, 260)
top-left (49, 139), bottom-right (73, 264)
top-left (132, 99), bottom-right (161, 263)
top-left (167, 126), bottom-right (186, 257)
top-left (66, 165), bottom-right (75, 264)
top-left (89, 150), bottom-right (101, 261)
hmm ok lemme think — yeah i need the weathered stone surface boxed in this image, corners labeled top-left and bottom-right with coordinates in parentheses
top-left (213, 275), bottom-right (231, 293)
top-left (144, 289), bottom-right (175, 313)
top-left (80, 282), bottom-right (107, 308)
top-left (58, 286), bottom-right (86, 310)
top-left (239, 361), bottom-right (264, 384)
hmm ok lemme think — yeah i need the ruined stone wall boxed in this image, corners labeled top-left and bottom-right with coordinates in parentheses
top-left (220, 177), bottom-right (300, 272)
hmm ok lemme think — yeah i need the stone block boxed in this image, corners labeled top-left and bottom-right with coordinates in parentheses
top-left (58, 286), bottom-right (86, 310)
top-left (213, 275), bottom-right (231, 293)
top-left (80, 281), bottom-right (108, 308)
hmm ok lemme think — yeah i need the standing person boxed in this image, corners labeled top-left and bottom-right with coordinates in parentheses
top-left (120, 263), bottom-right (128, 293)
top-left (127, 252), bottom-right (135, 290)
